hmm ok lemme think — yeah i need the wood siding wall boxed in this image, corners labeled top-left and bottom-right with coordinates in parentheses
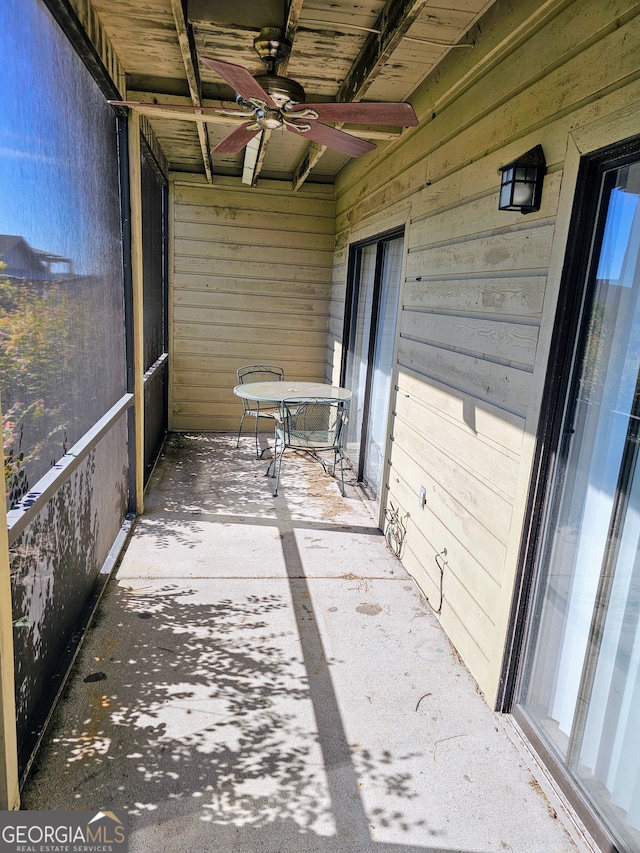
top-left (170, 177), bottom-right (335, 431)
top-left (330, 0), bottom-right (640, 703)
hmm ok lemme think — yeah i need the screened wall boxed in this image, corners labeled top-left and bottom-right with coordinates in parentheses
top-left (1, 0), bottom-right (131, 771)
top-left (141, 146), bottom-right (168, 483)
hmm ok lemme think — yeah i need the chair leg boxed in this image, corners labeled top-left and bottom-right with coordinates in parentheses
top-left (254, 416), bottom-right (261, 458)
top-left (237, 413), bottom-right (267, 458)
top-left (236, 412), bottom-right (246, 448)
top-left (337, 448), bottom-right (346, 496)
top-left (265, 450), bottom-right (274, 477)
top-left (273, 441), bottom-right (285, 496)
top-left (255, 419), bottom-right (273, 459)
top-left (265, 425), bottom-right (279, 478)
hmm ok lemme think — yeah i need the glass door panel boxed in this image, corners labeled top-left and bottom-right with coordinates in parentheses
top-left (342, 234), bottom-right (403, 499)
top-left (520, 158), bottom-right (640, 851)
top-left (344, 244), bottom-right (376, 466)
top-left (363, 238), bottom-right (402, 494)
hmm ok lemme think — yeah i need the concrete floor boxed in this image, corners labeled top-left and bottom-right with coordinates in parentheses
top-left (22, 433), bottom-right (589, 852)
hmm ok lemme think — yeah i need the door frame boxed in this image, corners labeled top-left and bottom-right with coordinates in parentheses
top-left (340, 225), bottom-right (405, 494)
top-left (498, 133), bottom-right (640, 852)
top-left (499, 133), bottom-right (640, 709)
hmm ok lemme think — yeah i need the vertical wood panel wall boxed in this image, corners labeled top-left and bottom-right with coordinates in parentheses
top-left (330, 0), bottom-right (640, 702)
top-left (170, 177), bottom-right (335, 431)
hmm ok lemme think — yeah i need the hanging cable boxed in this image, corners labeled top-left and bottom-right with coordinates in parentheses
top-left (428, 548), bottom-right (447, 614)
top-left (384, 502), bottom-right (409, 559)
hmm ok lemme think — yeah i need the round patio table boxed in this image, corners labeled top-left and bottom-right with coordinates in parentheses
top-left (233, 381), bottom-right (352, 403)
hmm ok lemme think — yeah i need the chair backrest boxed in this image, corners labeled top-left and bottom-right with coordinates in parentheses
top-left (281, 397), bottom-right (348, 451)
top-left (237, 364), bottom-right (284, 384)
top-left (237, 364), bottom-right (284, 412)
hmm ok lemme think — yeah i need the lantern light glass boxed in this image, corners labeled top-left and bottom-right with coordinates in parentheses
top-left (499, 146), bottom-right (546, 213)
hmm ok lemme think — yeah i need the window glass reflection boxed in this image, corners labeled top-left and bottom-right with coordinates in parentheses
top-left (0, 0), bottom-right (126, 508)
top-left (521, 159), bottom-right (640, 852)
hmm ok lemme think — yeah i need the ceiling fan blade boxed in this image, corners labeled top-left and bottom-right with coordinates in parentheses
top-left (287, 121), bottom-right (376, 158)
top-left (211, 122), bottom-right (261, 154)
top-left (293, 101), bottom-right (418, 127)
top-left (201, 57), bottom-right (275, 106)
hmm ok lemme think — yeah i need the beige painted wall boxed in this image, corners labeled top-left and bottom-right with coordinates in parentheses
top-left (330, 0), bottom-right (640, 704)
top-left (170, 176), bottom-right (335, 432)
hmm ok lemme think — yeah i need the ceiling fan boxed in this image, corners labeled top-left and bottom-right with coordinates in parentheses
top-left (110, 27), bottom-right (418, 159)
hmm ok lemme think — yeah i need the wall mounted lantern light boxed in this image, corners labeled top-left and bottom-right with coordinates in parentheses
top-left (498, 145), bottom-right (546, 213)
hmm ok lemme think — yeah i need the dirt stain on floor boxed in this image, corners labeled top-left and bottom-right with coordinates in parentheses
top-left (356, 603), bottom-right (382, 616)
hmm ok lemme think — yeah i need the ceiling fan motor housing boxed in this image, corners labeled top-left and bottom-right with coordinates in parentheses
top-left (254, 73), bottom-right (306, 109)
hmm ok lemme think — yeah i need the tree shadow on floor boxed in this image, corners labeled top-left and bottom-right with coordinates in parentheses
top-left (22, 577), bottom-right (465, 851)
top-left (20, 434), bottom-right (485, 852)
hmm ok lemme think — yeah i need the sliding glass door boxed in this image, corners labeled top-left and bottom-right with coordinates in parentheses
top-left (342, 231), bottom-right (403, 498)
top-left (517, 147), bottom-right (640, 852)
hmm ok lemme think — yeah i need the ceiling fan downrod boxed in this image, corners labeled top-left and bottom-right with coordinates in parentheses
top-left (253, 27), bottom-right (291, 71)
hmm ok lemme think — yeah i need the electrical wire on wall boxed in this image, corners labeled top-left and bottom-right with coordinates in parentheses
top-left (428, 548), bottom-right (447, 614)
top-left (384, 502), bottom-right (409, 558)
top-left (383, 504), bottom-right (446, 616)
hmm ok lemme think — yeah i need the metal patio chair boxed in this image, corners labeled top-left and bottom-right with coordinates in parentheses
top-left (268, 397), bottom-right (349, 497)
top-left (236, 364), bottom-right (285, 457)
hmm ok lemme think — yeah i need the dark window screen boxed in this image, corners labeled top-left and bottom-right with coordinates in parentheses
top-left (1, 0), bottom-right (130, 769)
top-left (0, 0), bottom-right (126, 509)
top-left (142, 151), bottom-right (166, 372)
top-left (141, 148), bottom-right (167, 480)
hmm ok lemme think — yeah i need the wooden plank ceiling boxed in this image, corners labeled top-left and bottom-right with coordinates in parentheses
top-left (92, 0), bottom-right (497, 187)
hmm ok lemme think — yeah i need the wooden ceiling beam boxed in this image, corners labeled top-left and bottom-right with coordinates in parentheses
top-left (170, 0), bottom-right (214, 182)
top-left (293, 0), bottom-right (426, 190)
top-left (115, 95), bottom-right (241, 125)
top-left (122, 94), bottom-right (401, 138)
top-left (292, 142), bottom-right (326, 192)
top-left (280, 0), bottom-right (305, 75)
top-left (338, 0), bottom-right (427, 103)
top-left (122, 92), bottom-right (402, 141)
